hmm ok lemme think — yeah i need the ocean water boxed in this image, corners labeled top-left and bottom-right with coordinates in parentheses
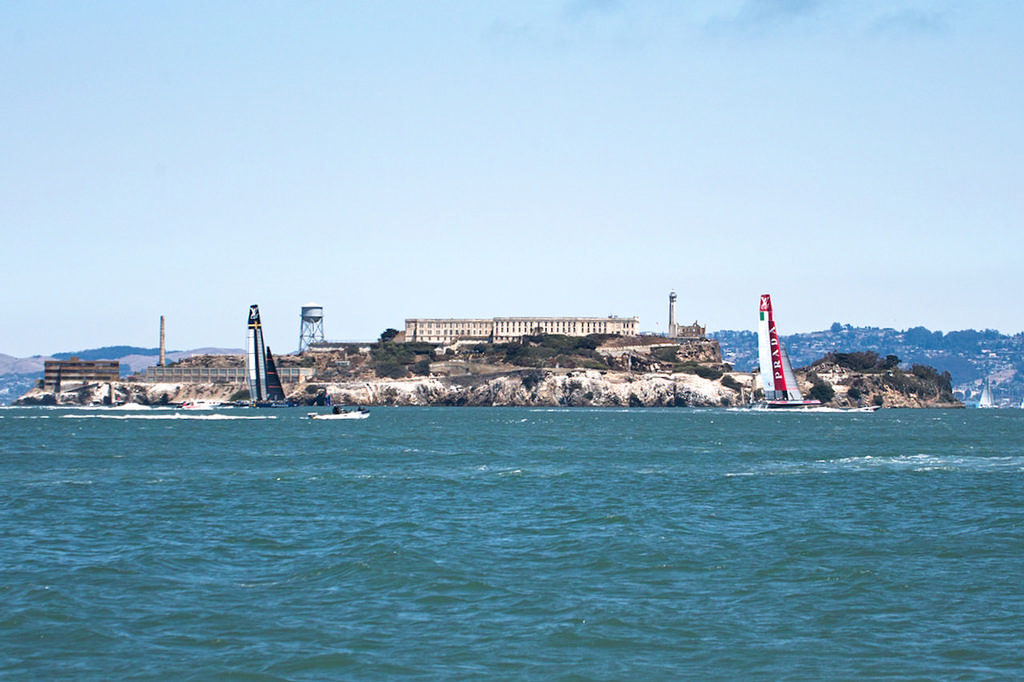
top-left (2, 406), bottom-right (1023, 681)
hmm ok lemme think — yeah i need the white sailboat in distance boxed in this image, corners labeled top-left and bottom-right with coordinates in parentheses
top-left (756, 294), bottom-right (822, 409)
top-left (978, 376), bottom-right (995, 408)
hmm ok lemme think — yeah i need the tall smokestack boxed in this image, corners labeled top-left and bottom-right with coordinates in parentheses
top-left (159, 315), bottom-right (166, 367)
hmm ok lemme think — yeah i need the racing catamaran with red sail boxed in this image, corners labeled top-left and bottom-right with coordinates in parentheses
top-left (756, 294), bottom-right (821, 409)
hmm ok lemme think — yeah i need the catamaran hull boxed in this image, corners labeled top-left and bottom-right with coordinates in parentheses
top-left (761, 400), bottom-right (822, 409)
top-left (750, 402), bottom-right (878, 412)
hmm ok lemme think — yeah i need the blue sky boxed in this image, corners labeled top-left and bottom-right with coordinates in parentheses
top-left (2, 1), bottom-right (1022, 357)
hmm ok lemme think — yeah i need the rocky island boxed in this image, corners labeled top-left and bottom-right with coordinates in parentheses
top-left (15, 334), bottom-right (960, 409)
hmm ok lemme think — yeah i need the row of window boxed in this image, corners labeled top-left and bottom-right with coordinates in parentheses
top-left (419, 321), bottom-right (491, 329)
top-left (143, 367), bottom-right (313, 381)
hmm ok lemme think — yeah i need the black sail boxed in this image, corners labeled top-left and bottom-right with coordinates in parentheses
top-left (264, 347), bottom-right (286, 402)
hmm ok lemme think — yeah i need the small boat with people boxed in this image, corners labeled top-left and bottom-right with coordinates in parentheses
top-left (307, 406), bottom-right (370, 420)
top-left (180, 399), bottom-right (220, 410)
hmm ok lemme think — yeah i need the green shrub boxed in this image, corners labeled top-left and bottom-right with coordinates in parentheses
top-left (825, 351), bottom-right (901, 373)
top-left (828, 351), bottom-right (880, 371)
top-left (694, 365), bottom-right (723, 381)
top-left (372, 344), bottom-right (416, 365)
top-left (808, 381), bottom-right (835, 403)
top-left (673, 360), bottom-right (698, 374)
top-left (375, 363), bottom-right (409, 379)
top-left (521, 370), bottom-right (544, 390)
top-left (652, 346), bottom-right (679, 363)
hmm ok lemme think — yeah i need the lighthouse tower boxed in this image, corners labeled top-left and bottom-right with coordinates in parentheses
top-left (668, 291), bottom-right (678, 338)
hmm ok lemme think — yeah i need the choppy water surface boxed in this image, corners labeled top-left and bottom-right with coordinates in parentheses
top-left (2, 407), bottom-right (1023, 680)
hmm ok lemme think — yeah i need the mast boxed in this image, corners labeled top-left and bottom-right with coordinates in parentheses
top-left (246, 305), bottom-right (267, 402)
top-left (757, 295), bottom-right (775, 397)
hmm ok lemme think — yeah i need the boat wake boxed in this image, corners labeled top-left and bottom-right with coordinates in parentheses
top-left (745, 405), bottom-right (878, 413)
top-left (727, 453), bottom-right (1024, 476)
top-left (60, 413), bottom-right (276, 420)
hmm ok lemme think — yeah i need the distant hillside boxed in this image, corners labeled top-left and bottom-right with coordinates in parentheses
top-left (0, 373), bottom-right (39, 405)
top-left (0, 347), bottom-right (242, 405)
top-left (0, 353), bottom-right (48, 375)
top-left (714, 325), bottom-right (1024, 405)
top-left (52, 346), bottom-right (159, 361)
top-left (24, 347), bottom-right (243, 374)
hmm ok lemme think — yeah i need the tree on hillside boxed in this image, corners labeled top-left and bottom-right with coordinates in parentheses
top-left (807, 378), bottom-right (835, 403)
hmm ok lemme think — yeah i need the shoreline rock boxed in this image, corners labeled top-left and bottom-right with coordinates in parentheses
top-left (12, 366), bottom-right (961, 409)
top-left (11, 371), bottom-right (735, 408)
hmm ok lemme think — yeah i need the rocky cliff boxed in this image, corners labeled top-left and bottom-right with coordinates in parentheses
top-left (323, 369), bottom-right (736, 407)
top-left (13, 364), bottom-right (961, 409)
top-left (13, 369), bottom-right (741, 408)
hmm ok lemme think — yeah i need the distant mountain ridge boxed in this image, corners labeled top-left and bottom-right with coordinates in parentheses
top-left (0, 353), bottom-right (48, 376)
top-left (1, 347), bottom-right (242, 375)
top-left (51, 346), bottom-right (160, 361)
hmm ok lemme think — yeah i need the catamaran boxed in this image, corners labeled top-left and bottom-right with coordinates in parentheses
top-left (246, 304), bottom-right (289, 406)
top-left (756, 294), bottom-right (822, 409)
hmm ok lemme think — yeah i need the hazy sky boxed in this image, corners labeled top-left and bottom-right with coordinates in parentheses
top-left (3, 1), bottom-right (1022, 357)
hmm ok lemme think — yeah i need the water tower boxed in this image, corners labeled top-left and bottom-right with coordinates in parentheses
top-left (298, 303), bottom-right (325, 352)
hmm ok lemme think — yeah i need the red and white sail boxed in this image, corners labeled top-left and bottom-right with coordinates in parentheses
top-left (757, 294), bottom-right (803, 402)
